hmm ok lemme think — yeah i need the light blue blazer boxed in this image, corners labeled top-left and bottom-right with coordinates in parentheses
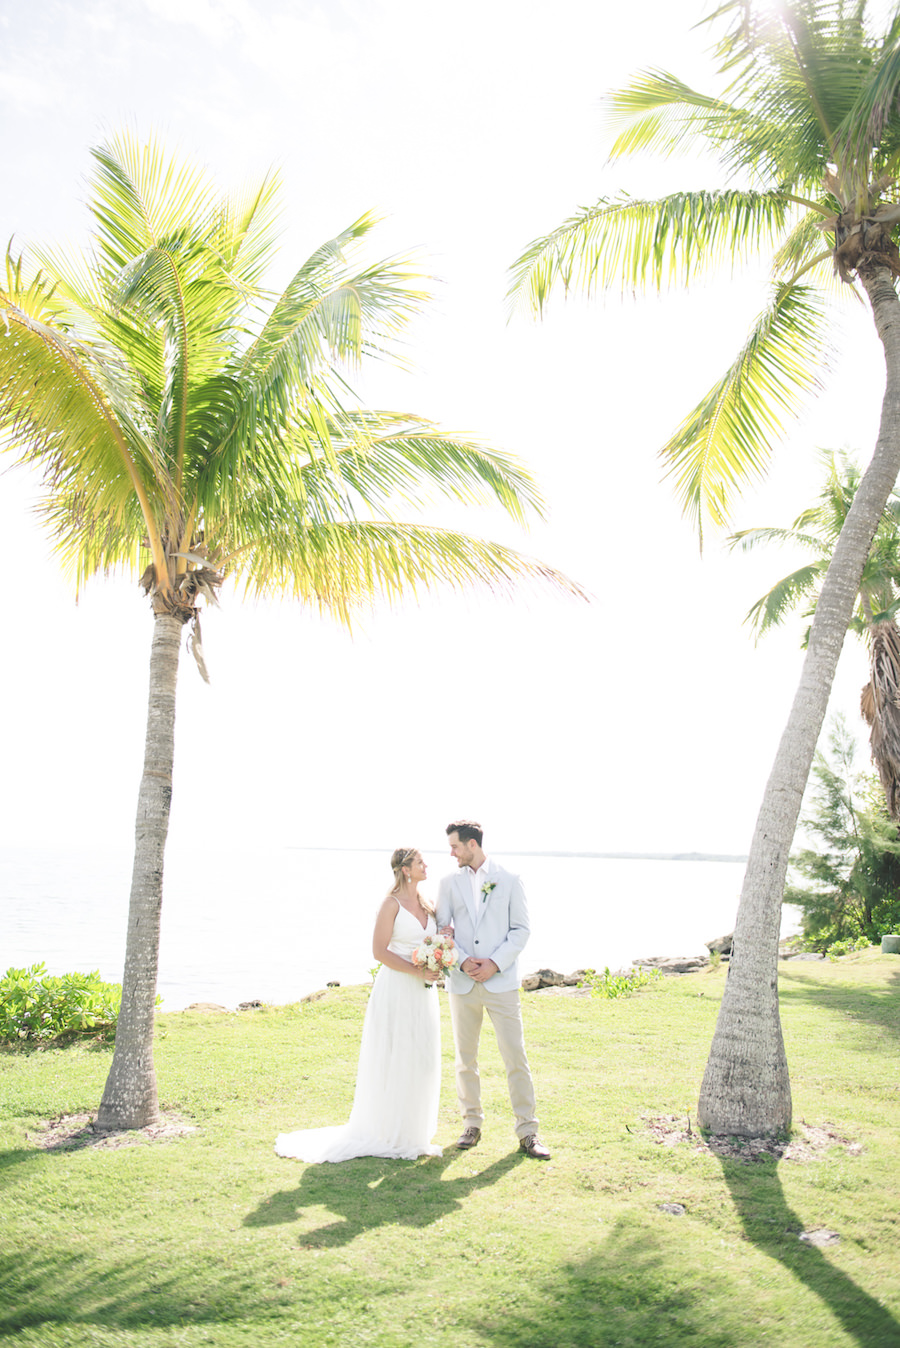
top-left (436, 862), bottom-right (531, 995)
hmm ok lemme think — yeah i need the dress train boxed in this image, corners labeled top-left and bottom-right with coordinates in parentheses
top-left (275, 906), bottom-right (441, 1163)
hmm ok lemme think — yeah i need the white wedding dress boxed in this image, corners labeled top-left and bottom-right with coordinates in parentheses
top-left (275, 905), bottom-right (442, 1163)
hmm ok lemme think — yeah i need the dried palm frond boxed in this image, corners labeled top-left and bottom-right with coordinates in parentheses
top-left (188, 613), bottom-right (210, 684)
top-left (862, 619), bottom-right (900, 819)
top-left (177, 565), bottom-right (224, 608)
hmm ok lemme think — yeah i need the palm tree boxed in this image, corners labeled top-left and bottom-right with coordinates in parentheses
top-left (732, 451), bottom-right (900, 817)
top-left (1, 132), bottom-right (580, 1130)
top-left (508, 0), bottom-right (900, 1134)
top-left (730, 450), bottom-right (900, 646)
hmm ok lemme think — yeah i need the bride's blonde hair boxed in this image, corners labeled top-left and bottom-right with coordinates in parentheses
top-left (388, 847), bottom-right (434, 914)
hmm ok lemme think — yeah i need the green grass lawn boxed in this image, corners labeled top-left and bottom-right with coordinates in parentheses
top-left (2, 951), bottom-right (899, 1347)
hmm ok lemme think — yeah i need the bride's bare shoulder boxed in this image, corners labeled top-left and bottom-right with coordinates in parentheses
top-left (372, 894), bottom-right (401, 939)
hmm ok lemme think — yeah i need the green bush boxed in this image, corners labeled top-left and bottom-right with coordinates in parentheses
top-left (825, 934), bottom-right (872, 961)
top-left (578, 965), bottom-right (662, 998)
top-left (785, 716), bottom-right (900, 951)
top-left (0, 963), bottom-right (122, 1043)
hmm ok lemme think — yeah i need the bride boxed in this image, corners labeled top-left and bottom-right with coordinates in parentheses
top-left (275, 847), bottom-right (443, 1163)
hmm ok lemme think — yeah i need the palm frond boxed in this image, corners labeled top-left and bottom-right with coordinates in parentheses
top-left (83, 137), bottom-right (263, 496)
top-left (744, 561), bottom-right (826, 640)
top-left (240, 214), bottom-right (426, 381)
top-left (731, 446), bottom-right (900, 648)
top-left (839, 11), bottom-right (900, 164)
top-left (769, 6), bottom-right (871, 148)
top-left (228, 520), bottom-right (586, 625)
top-left (707, 0), bottom-right (893, 192)
top-left (662, 281), bottom-right (827, 541)
top-left (507, 190), bottom-right (796, 316)
top-left (208, 237), bottom-right (430, 478)
top-left (88, 133), bottom-right (219, 270)
top-left (28, 239), bottom-right (173, 418)
top-left (37, 480), bottom-right (152, 591)
top-left (193, 411), bottom-right (548, 553)
top-left (0, 284), bottom-right (167, 588)
top-left (603, 69), bottom-right (771, 171)
top-left (869, 594), bottom-right (900, 624)
top-left (211, 168), bottom-right (283, 290)
top-left (603, 40), bottom-right (868, 192)
top-left (299, 413), bottom-right (546, 526)
top-left (772, 213), bottom-right (835, 279)
top-left (727, 525), bottom-right (830, 555)
top-left (114, 236), bottom-right (245, 487)
top-left (864, 618), bottom-right (900, 819)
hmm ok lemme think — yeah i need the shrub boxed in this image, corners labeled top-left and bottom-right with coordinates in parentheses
top-left (785, 716), bottom-right (900, 951)
top-left (825, 935), bottom-right (872, 961)
top-left (578, 965), bottom-right (662, 999)
top-left (0, 963), bottom-right (123, 1043)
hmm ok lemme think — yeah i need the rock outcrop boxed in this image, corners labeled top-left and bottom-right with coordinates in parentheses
top-left (633, 954), bottom-right (710, 975)
top-left (521, 968), bottom-right (588, 991)
top-left (705, 932), bottom-right (733, 956)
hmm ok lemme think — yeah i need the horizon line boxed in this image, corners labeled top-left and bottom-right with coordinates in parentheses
top-left (285, 847), bottom-right (749, 863)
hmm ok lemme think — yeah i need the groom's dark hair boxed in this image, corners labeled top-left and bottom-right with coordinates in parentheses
top-left (447, 819), bottom-right (483, 846)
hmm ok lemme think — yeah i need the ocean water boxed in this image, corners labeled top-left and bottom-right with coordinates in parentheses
top-left (0, 844), bottom-right (799, 1011)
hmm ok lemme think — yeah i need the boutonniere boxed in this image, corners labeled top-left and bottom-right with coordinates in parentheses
top-left (481, 881), bottom-right (497, 903)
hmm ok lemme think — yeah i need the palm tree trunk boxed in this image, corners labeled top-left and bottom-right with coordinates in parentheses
top-left (97, 612), bottom-right (182, 1129)
top-left (698, 263), bottom-right (900, 1136)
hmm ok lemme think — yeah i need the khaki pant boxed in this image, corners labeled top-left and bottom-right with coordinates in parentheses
top-left (449, 985), bottom-right (538, 1139)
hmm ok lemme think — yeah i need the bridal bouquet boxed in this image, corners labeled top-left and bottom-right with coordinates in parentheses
top-left (411, 934), bottom-right (458, 988)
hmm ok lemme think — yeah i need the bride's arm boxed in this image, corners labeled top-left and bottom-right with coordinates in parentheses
top-left (372, 898), bottom-right (434, 979)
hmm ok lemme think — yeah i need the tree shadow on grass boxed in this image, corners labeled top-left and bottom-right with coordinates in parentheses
top-left (446, 1163), bottom-right (900, 1348)
top-left (0, 1246), bottom-right (342, 1335)
top-left (245, 1148), bottom-right (524, 1247)
top-left (0, 1146), bottom-right (39, 1174)
top-left (779, 965), bottom-right (900, 1046)
top-left (0, 1154), bottom-right (520, 1342)
top-left (718, 1155), bottom-right (900, 1348)
top-left (443, 1219), bottom-right (752, 1348)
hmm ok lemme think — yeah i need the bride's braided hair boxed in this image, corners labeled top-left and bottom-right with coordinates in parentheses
top-left (387, 847), bottom-right (434, 914)
top-left (390, 847), bottom-right (418, 875)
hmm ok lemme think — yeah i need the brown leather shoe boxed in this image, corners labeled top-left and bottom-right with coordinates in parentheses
top-left (519, 1134), bottom-right (551, 1159)
top-left (456, 1126), bottom-right (482, 1149)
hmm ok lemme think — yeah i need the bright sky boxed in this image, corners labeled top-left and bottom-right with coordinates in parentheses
top-left (0, 0), bottom-right (888, 861)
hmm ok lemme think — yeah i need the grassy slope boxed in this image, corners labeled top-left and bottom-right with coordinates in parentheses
top-left (1, 951), bottom-right (899, 1348)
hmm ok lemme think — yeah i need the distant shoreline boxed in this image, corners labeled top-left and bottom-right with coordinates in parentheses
top-left (511, 852), bottom-right (749, 863)
top-left (286, 847), bottom-right (749, 863)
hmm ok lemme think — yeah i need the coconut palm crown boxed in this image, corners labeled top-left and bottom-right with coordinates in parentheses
top-left (509, 0), bottom-right (900, 544)
top-left (731, 450), bottom-right (900, 644)
top-left (7, 137), bottom-right (568, 627)
top-left (509, 0), bottom-right (900, 1137)
top-left (1, 133), bottom-right (580, 1129)
top-left (733, 450), bottom-right (900, 821)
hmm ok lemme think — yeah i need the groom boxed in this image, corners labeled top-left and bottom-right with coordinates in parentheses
top-left (436, 819), bottom-right (550, 1160)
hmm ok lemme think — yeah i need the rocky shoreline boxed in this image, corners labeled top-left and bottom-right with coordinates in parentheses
top-left (180, 932), bottom-right (829, 1012)
top-left (519, 930), bottom-right (826, 994)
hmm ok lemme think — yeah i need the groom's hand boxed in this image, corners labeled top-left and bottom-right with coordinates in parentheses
top-left (469, 959), bottom-right (499, 983)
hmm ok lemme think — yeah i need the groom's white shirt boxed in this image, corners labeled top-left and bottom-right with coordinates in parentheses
top-left (436, 856), bottom-right (530, 995)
